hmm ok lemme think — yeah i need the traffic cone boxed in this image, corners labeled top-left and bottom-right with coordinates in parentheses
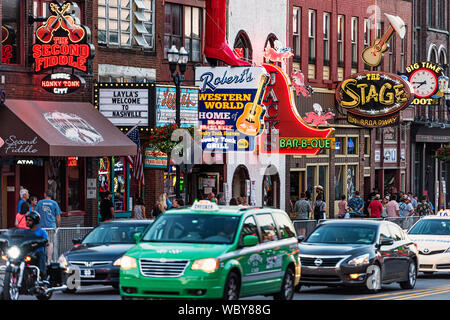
top-left (204, 0), bottom-right (251, 66)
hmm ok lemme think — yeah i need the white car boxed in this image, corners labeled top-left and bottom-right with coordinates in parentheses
top-left (408, 213), bottom-right (450, 274)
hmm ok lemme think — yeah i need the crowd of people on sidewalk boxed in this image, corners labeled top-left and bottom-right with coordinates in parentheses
top-left (290, 185), bottom-right (436, 221)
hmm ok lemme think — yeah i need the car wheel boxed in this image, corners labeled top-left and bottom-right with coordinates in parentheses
top-left (399, 261), bottom-right (417, 290)
top-left (222, 271), bottom-right (240, 300)
top-left (365, 264), bottom-right (382, 293)
top-left (273, 267), bottom-right (295, 300)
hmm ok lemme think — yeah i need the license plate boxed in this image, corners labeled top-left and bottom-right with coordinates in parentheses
top-left (81, 268), bottom-right (95, 278)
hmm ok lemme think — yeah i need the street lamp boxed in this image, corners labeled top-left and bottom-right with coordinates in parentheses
top-left (167, 45), bottom-right (189, 200)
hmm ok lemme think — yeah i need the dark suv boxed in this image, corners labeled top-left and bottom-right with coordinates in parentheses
top-left (297, 220), bottom-right (418, 293)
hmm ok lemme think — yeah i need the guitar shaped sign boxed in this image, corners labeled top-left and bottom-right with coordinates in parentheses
top-left (236, 73), bottom-right (269, 136)
top-left (361, 13), bottom-right (406, 67)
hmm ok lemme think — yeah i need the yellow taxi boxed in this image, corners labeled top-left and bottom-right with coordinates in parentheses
top-left (407, 211), bottom-right (450, 274)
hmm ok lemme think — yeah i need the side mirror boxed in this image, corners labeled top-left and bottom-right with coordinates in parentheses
top-left (72, 238), bottom-right (82, 245)
top-left (297, 235), bottom-right (305, 243)
top-left (380, 237), bottom-right (394, 246)
top-left (242, 235), bottom-right (258, 247)
top-left (133, 232), bottom-right (142, 243)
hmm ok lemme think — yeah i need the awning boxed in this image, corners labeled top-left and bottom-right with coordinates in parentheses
top-left (415, 127), bottom-right (450, 143)
top-left (0, 99), bottom-right (137, 157)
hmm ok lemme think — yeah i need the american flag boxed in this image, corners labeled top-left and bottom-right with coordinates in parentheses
top-left (126, 126), bottom-right (145, 185)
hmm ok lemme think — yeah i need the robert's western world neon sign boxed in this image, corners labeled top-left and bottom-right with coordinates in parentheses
top-left (32, 1), bottom-right (94, 73)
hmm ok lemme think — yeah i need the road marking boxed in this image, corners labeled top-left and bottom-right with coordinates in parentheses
top-left (388, 287), bottom-right (450, 300)
top-left (347, 285), bottom-right (450, 300)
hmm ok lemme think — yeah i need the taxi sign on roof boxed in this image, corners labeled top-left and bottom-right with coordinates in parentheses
top-left (191, 200), bottom-right (219, 212)
top-left (438, 209), bottom-right (450, 217)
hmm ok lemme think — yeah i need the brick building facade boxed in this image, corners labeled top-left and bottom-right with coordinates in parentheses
top-left (286, 0), bottom-right (412, 217)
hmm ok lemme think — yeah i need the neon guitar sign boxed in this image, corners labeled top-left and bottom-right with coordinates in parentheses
top-left (32, 1), bottom-right (93, 73)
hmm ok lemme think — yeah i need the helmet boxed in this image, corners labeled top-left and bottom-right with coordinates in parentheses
top-left (26, 211), bottom-right (40, 225)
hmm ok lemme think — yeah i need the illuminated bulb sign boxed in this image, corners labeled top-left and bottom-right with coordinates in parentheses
top-left (1, 25), bottom-right (16, 64)
top-left (336, 71), bottom-right (413, 128)
top-left (258, 63), bottom-right (335, 155)
top-left (32, 1), bottom-right (94, 73)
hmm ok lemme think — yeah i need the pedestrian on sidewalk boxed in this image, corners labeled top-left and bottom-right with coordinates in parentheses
top-left (415, 195), bottom-right (433, 216)
top-left (381, 196), bottom-right (389, 218)
top-left (36, 190), bottom-right (62, 228)
top-left (133, 197), bottom-right (146, 220)
top-left (407, 192), bottom-right (418, 209)
top-left (30, 196), bottom-right (38, 212)
top-left (399, 195), bottom-right (414, 217)
top-left (312, 195), bottom-right (326, 221)
top-left (100, 191), bottom-right (115, 222)
top-left (294, 193), bottom-right (312, 220)
top-left (348, 191), bottom-right (364, 217)
top-left (17, 188), bottom-right (29, 215)
top-left (385, 194), bottom-right (400, 218)
top-left (152, 194), bottom-right (167, 218)
top-left (338, 194), bottom-right (349, 219)
top-left (368, 194), bottom-right (383, 218)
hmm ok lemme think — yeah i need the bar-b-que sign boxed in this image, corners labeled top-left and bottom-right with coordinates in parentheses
top-left (336, 71), bottom-right (413, 128)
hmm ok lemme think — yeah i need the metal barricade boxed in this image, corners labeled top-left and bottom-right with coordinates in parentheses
top-left (292, 220), bottom-right (318, 238)
top-left (0, 227), bottom-right (93, 262)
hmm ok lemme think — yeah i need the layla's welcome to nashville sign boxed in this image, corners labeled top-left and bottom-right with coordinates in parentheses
top-left (32, 1), bottom-right (94, 73)
top-left (336, 71), bottom-right (413, 128)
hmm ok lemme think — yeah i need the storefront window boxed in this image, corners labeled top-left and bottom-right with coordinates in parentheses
top-left (48, 158), bottom-right (65, 209)
top-left (98, 157), bottom-right (111, 198)
top-left (347, 165), bottom-right (357, 200)
top-left (318, 166), bottom-right (327, 202)
top-left (335, 165), bottom-right (344, 201)
top-left (307, 166), bottom-right (315, 197)
top-left (347, 137), bottom-right (358, 155)
top-left (2, 1), bottom-right (21, 64)
top-left (68, 159), bottom-right (84, 211)
top-left (113, 157), bottom-right (127, 212)
top-left (335, 137), bottom-right (345, 155)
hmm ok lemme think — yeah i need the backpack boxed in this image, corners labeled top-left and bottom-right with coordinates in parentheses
top-left (314, 201), bottom-right (324, 220)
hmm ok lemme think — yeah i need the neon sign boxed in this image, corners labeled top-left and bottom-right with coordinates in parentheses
top-left (1, 25), bottom-right (15, 64)
top-left (41, 73), bottom-right (84, 95)
top-left (32, 1), bottom-right (93, 73)
top-left (405, 62), bottom-right (447, 105)
top-left (259, 63), bottom-right (334, 155)
top-left (336, 71), bottom-right (413, 128)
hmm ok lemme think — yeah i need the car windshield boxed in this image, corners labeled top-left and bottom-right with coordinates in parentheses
top-left (408, 219), bottom-right (450, 235)
top-left (142, 214), bottom-right (240, 244)
top-left (305, 224), bottom-right (378, 244)
top-left (82, 224), bottom-right (150, 245)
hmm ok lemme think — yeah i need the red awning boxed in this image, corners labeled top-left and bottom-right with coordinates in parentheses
top-left (0, 99), bottom-right (137, 157)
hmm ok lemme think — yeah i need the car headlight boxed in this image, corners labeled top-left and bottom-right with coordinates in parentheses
top-left (348, 254), bottom-right (370, 266)
top-left (57, 254), bottom-right (69, 269)
top-left (113, 257), bottom-right (122, 266)
top-left (191, 258), bottom-right (219, 273)
top-left (120, 256), bottom-right (137, 270)
top-left (7, 246), bottom-right (21, 259)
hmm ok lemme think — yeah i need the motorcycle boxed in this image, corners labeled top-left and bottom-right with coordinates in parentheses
top-left (0, 228), bottom-right (68, 300)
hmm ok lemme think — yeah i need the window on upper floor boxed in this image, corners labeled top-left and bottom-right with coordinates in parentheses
top-left (337, 15), bottom-right (344, 67)
top-left (1, 1), bottom-right (23, 65)
top-left (308, 9), bottom-right (316, 64)
top-left (234, 30), bottom-right (252, 65)
top-left (293, 6), bottom-right (301, 61)
top-left (164, 3), bottom-right (202, 62)
top-left (351, 17), bottom-right (358, 68)
top-left (323, 12), bottom-right (330, 66)
top-left (363, 18), bottom-right (371, 70)
top-left (98, 0), bottom-right (154, 50)
top-left (388, 36), bottom-right (396, 73)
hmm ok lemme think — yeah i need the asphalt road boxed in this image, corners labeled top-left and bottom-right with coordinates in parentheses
top-left (16, 272), bottom-right (450, 300)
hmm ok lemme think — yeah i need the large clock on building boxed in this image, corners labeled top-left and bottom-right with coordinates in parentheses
top-left (409, 68), bottom-right (438, 98)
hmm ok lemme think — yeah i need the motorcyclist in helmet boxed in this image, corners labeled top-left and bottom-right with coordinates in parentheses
top-left (25, 211), bottom-right (49, 278)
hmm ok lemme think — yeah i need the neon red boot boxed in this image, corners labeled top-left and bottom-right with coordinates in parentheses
top-left (204, 0), bottom-right (251, 66)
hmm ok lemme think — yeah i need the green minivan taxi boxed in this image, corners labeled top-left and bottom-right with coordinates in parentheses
top-left (119, 200), bottom-right (301, 300)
